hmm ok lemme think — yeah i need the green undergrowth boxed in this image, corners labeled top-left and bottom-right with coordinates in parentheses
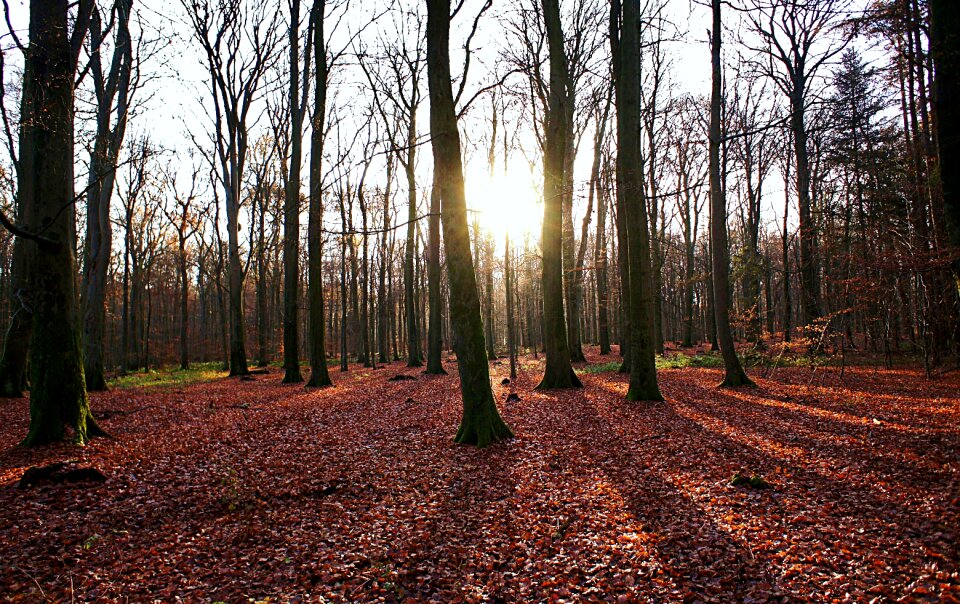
top-left (582, 350), bottom-right (823, 374)
top-left (107, 362), bottom-right (226, 390)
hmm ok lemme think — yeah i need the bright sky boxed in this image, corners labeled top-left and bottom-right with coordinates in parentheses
top-left (0, 0), bottom-right (875, 249)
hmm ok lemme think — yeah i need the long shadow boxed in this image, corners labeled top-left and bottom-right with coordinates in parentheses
top-left (550, 373), bottom-right (958, 600)
top-left (660, 377), bottom-right (959, 493)
top-left (534, 384), bottom-right (783, 601)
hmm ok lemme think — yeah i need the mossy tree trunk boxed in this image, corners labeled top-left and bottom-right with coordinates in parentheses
top-left (20, 0), bottom-right (105, 446)
top-left (426, 0), bottom-right (512, 447)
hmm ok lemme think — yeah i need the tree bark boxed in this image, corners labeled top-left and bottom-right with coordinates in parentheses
top-left (709, 0), bottom-right (753, 387)
top-left (82, 0), bottom-right (132, 391)
top-left (306, 0), bottom-right (332, 387)
top-left (282, 0), bottom-right (305, 382)
top-left (930, 0), bottom-right (960, 293)
top-left (425, 169), bottom-right (446, 374)
top-left (20, 0), bottom-right (104, 446)
top-left (404, 115), bottom-right (423, 367)
top-left (617, 0), bottom-right (661, 401)
top-left (538, 0), bottom-right (581, 389)
top-left (426, 0), bottom-right (512, 447)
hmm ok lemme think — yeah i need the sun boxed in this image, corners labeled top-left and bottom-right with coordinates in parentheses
top-left (466, 165), bottom-right (543, 245)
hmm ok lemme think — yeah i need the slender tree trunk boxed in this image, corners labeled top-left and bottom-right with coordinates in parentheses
top-left (425, 169), bottom-right (446, 374)
top-left (709, 0), bottom-right (752, 387)
top-left (426, 0), bottom-right (512, 446)
top-left (617, 0), bottom-right (661, 401)
top-left (306, 0), bottom-right (332, 387)
top-left (484, 237), bottom-right (497, 360)
top-left (506, 232), bottom-right (517, 379)
top-left (282, 0), bottom-right (304, 382)
top-left (538, 0), bottom-right (581, 389)
top-left (595, 188), bottom-right (611, 355)
top-left (0, 236), bottom-right (31, 396)
top-left (404, 119), bottom-right (423, 367)
top-left (179, 243), bottom-right (189, 369)
top-left (792, 92), bottom-right (819, 329)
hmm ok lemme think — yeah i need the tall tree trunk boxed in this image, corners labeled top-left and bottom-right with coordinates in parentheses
top-left (20, 0), bottom-right (105, 446)
top-left (426, 0), bottom-right (512, 446)
top-left (484, 236), bottom-right (497, 360)
top-left (306, 0), bottom-right (332, 387)
top-left (0, 235), bottom-right (31, 396)
top-left (595, 186), bottom-right (611, 355)
top-left (425, 169), bottom-right (446, 374)
top-left (257, 191), bottom-right (269, 367)
top-left (82, 1), bottom-right (132, 391)
top-left (404, 117), bottom-right (423, 367)
top-left (506, 232), bottom-right (517, 379)
top-left (179, 243), bottom-right (189, 369)
top-left (792, 92), bottom-right (819, 328)
top-left (929, 1), bottom-right (960, 298)
top-left (379, 160), bottom-right (393, 364)
top-left (709, 0), bottom-right (753, 387)
top-left (617, 0), bottom-right (661, 401)
top-left (282, 0), bottom-right (304, 382)
top-left (538, 0), bottom-right (581, 389)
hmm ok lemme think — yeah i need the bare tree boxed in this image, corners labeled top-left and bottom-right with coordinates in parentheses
top-left (614, 0), bottom-right (661, 401)
top-left (745, 0), bottom-right (851, 329)
top-left (12, 0), bottom-right (107, 444)
top-left (183, 0), bottom-right (280, 376)
top-left (709, 0), bottom-right (753, 387)
top-left (161, 158), bottom-right (203, 370)
top-left (81, 0), bottom-right (136, 391)
top-left (427, 0), bottom-right (512, 446)
top-left (358, 10), bottom-right (426, 367)
top-left (538, 0), bottom-right (581, 388)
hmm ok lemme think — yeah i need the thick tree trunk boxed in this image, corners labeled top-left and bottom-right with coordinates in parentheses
top-left (709, 0), bottom-right (753, 387)
top-left (21, 0), bottom-right (104, 446)
top-left (426, 0), bottom-right (512, 447)
top-left (930, 1), bottom-right (960, 294)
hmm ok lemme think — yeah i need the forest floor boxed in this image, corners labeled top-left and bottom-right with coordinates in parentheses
top-left (0, 349), bottom-right (958, 603)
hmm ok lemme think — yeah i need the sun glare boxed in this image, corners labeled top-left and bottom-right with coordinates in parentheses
top-left (467, 167), bottom-right (543, 245)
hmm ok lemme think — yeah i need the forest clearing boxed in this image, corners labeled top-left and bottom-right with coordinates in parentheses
top-left (1, 349), bottom-right (957, 602)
